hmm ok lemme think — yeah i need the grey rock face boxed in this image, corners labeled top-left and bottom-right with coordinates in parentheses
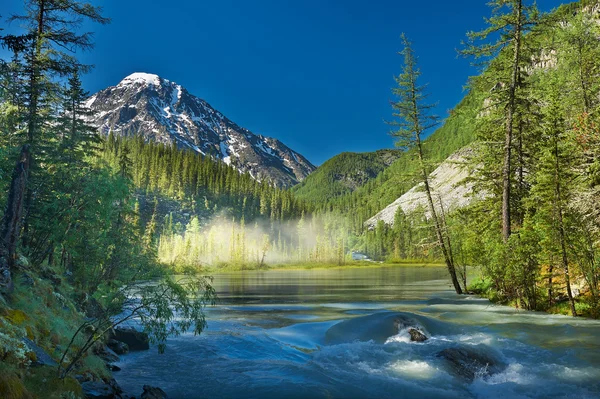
top-left (86, 73), bottom-right (315, 187)
top-left (365, 146), bottom-right (479, 228)
top-left (21, 337), bottom-right (58, 367)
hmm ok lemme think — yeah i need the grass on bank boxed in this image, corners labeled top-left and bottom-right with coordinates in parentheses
top-left (0, 263), bottom-right (109, 399)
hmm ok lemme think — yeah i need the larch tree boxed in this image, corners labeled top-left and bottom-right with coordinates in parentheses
top-left (390, 34), bottom-right (463, 294)
top-left (462, 0), bottom-right (539, 242)
top-left (530, 71), bottom-right (579, 316)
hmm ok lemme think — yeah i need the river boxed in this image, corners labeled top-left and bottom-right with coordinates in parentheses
top-left (114, 266), bottom-right (600, 399)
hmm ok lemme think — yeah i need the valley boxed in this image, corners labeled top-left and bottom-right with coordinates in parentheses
top-left (1, 0), bottom-right (600, 398)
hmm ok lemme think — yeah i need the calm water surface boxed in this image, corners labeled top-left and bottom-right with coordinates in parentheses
top-left (115, 266), bottom-right (600, 399)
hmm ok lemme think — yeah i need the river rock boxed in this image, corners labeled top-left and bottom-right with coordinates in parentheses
top-left (408, 328), bottom-right (428, 342)
top-left (94, 344), bottom-right (120, 363)
top-left (326, 312), bottom-right (421, 345)
top-left (108, 364), bottom-right (121, 372)
top-left (21, 337), bottom-right (58, 367)
top-left (112, 327), bottom-right (150, 351)
top-left (437, 346), bottom-right (505, 381)
top-left (108, 339), bottom-right (129, 355)
top-left (81, 381), bottom-right (116, 399)
top-left (141, 385), bottom-right (169, 399)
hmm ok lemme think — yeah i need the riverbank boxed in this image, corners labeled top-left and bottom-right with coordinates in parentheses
top-left (197, 260), bottom-right (445, 272)
top-left (468, 276), bottom-right (598, 319)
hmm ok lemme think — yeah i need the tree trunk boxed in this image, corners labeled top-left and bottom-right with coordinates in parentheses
top-left (416, 140), bottom-right (463, 294)
top-left (502, 0), bottom-right (523, 243)
top-left (22, 0), bottom-right (46, 250)
top-left (548, 262), bottom-right (554, 308)
top-left (0, 145), bottom-right (31, 295)
top-left (554, 139), bottom-right (576, 317)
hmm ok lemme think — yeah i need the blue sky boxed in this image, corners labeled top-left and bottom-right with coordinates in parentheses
top-left (3, 0), bottom-right (568, 165)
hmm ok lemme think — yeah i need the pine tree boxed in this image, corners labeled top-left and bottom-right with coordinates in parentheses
top-left (390, 34), bottom-right (462, 294)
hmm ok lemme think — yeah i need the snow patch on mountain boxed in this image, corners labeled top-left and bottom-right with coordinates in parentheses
top-left (86, 72), bottom-right (316, 187)
top-left (120, 72), bottom-right (161, 86)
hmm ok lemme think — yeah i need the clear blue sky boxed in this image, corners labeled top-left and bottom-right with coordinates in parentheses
top-left (3, 0), bottom-right (568, 165)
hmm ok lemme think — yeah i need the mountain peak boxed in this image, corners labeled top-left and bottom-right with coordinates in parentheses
top-left (119, 72), bottom-right (162, 86)
top-left (86, 74), bottom-right (315, 187)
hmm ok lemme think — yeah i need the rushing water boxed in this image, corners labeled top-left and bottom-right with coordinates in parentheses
top-left (115, 266), bottom-right (600, 399)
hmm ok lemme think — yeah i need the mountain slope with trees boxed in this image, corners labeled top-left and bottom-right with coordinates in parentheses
top-left (354, 0), bottom-right (600, 317)
top-left (292, 149), bottom-right (402, 203)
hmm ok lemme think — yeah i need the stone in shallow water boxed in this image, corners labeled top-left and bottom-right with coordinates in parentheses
top-left (94, 344), bottom-right (120, 363)
top-left (81, 381), bottom-right (115, 399)
top-left (112, 327), bottom-right (150, 351)
top-left (141, 385), bottom-right (169, 399)
top-left (108, 339), bottom-right (129, 355)
top-left (408, 328), bottom-right (428, 342)
top-left (437, 346), bottom-right (505, 382)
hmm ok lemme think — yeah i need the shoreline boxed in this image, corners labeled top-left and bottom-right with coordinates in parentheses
top-left (193, 261), bottom-right (446, 273)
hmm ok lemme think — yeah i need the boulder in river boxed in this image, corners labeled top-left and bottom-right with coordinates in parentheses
top-left (108, 339), bottom-right (129, 355)
top-left (326, 312), bottom-right (422, 345)
top-left (408, 328), bottom-right (428, 342)
top-left (437, 346), bottom-right (505, 381)
top-left (141, 385), bottom-right (169, 399)
top-left (112, 327), bottom-right (150, 351)
top-left (81, 381), bottom-right (116, 399)
top-left (94, 344), bottom-right (120, 363)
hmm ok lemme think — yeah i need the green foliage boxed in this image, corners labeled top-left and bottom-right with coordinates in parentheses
top-left (101, 133), bottom-right (308, 225)
top-left (293, 149), bottom-right (402, 202)
top-left (448, 1), bottom-right (600, 315)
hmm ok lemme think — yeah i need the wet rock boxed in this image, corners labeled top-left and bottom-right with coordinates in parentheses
top-left (327, 312), bottom-right (419, 345)
top-left (21, 337), bottom-right (58, 367)
top-left (108, 378), bottom-right (124, 395)
top-left (81, 381), bottom-right (116, 399)
top-left (108, 364), bottom-right (121, 372)
top-left (94, 344), bottom-right (120, 363)
top-left (141, 385), bottom-right (169, 399)
top-left (108, 339), bottom-right (129, 355)
top-left (437, 346), bottom-right (505, 381)
top-left (112, 327), bottom-right (150, 351)
top-left (408, 328), bottom-right (428, 342)
top-left (75, 373), bottom-right (94, 383)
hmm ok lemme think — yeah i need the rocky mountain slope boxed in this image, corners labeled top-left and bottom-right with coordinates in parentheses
top-left (86, 72), bottom-right (315, 187)
top-left (365, 146), bottom-right (477, 228)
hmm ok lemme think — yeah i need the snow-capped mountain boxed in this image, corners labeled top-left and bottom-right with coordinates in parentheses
top-left (86, 72), bottom-right (315, 187)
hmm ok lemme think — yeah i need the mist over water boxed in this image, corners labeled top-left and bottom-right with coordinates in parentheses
top-left (115, 267), bottom-right (600, 399)
top-left (158, 214), bottom-right (350, 266)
